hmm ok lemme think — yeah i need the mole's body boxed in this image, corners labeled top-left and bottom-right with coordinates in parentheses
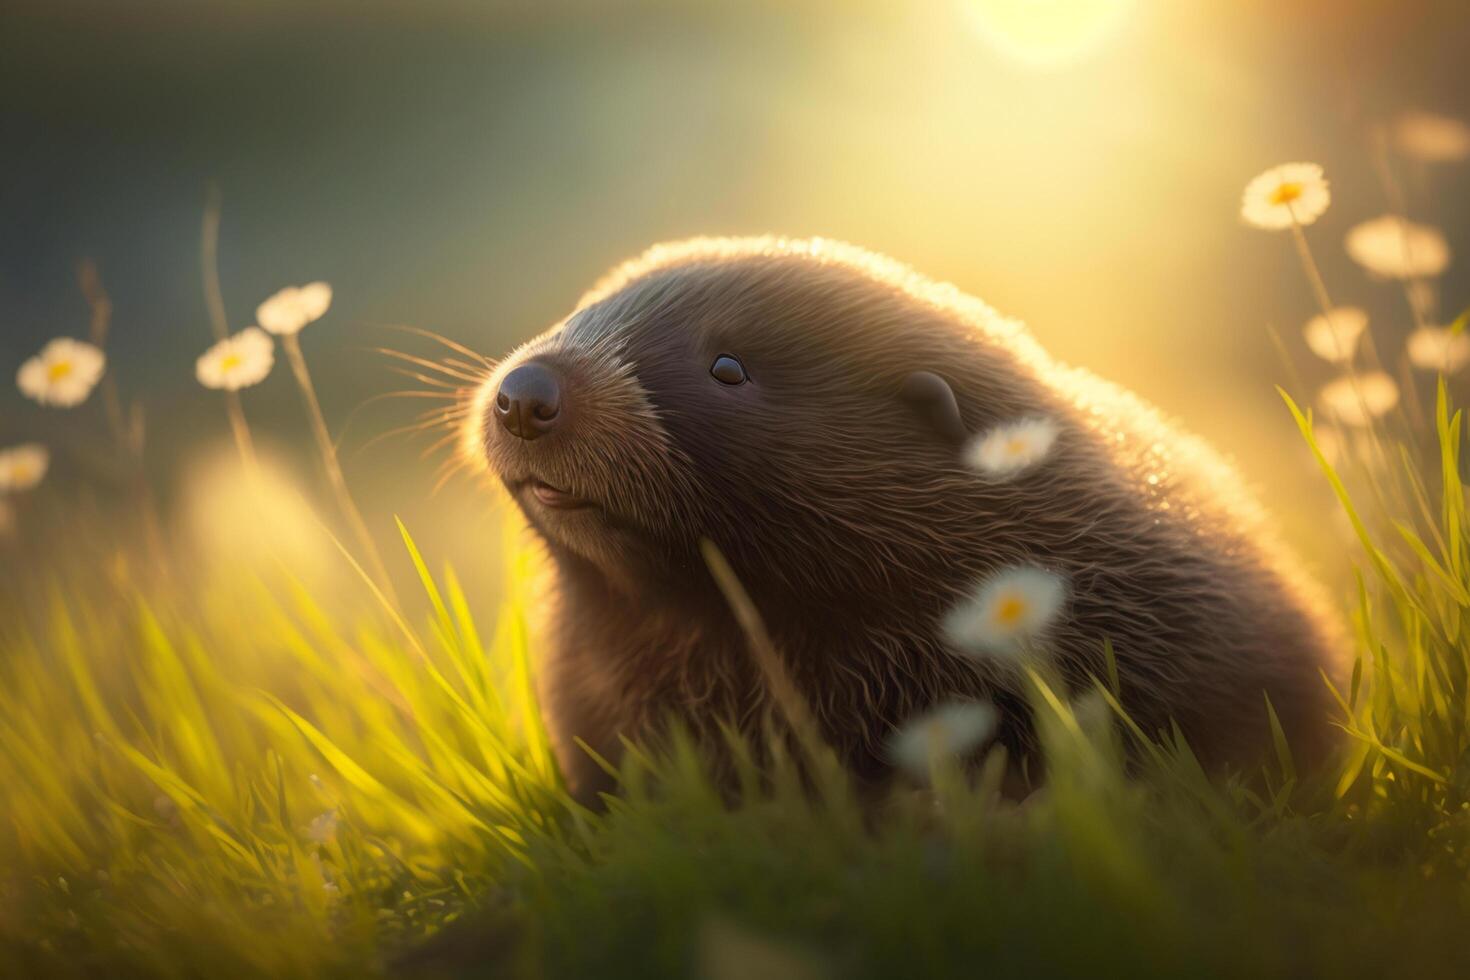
top-left (466, 237), bottom-right (1342, 799)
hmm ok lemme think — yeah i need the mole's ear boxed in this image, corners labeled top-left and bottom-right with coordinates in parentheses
top-left (900, 371), bottom-right (968, 446)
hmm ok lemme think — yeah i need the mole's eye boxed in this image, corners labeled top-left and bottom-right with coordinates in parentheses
top-left (710, 354), bottom-right (748, 386)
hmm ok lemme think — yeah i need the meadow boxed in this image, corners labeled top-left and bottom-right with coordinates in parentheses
top-left (4, 144), bottom-right (1470, 978)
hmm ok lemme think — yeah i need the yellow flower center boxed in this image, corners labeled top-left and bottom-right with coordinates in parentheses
top-left (1006, 437), bottom-right (1029, 457)
top-left (1268, 182), bottom-right (1303, 206)
top-left (220, 353), bottom-right (242, 373)
top-left (11, 463), bottom-right (32, 483)
top-left (993, 593), bottom-right (1029, 627)
top-left (47, 360), bottom-right (74, 382)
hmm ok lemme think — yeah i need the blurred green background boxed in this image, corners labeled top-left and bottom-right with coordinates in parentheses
top-left (1, 0), bottom-right (1467, 591)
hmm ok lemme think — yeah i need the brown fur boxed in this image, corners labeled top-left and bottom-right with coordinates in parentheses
top-left (465, 237), bottom-right (1344, 800)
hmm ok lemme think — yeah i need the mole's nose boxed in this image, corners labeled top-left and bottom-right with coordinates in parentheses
top-left (495, 362), bottom-right (562, 441)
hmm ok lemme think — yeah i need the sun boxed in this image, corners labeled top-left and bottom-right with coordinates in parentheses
top-left (959, 0), bottom-right (1136, 67)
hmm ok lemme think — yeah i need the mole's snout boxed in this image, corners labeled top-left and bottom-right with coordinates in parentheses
top-left (495, 362), bottom-right (563, 441)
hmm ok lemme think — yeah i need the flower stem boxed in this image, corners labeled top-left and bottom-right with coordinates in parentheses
top-left (201, 183), bottom-right (230, 342)
top-left (78, 259), bottom-right (170, 575)
top-left (1264, 320), bottom-right (1310, 404)
top-left (1287, 217), bottom-right (1386, 374)
top-left (700, 538), bottom-right (829, 769)
top-left (282, 333), bottom-right (398, 605)
top-left (1288, 219), bottom-right (1386, 408)
top-left (1369, 132), bottom-right (1432, 332)
top-left (1287, 216), bottom-right (1397, 513)
top-left (223, 389), bottom-right (260, 482)
top-left (1288, 222), bottom-right (1337, 331)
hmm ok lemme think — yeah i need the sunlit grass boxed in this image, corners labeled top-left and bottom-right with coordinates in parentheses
top-left (6, 384), bottom-right (1470, 977)
top-left (0, 519), bottom-right (571, 975)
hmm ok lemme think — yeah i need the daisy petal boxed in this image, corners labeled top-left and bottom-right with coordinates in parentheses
top-left (964, 418), bottom-right (1060, 479)
top-left (1345, 216), bottom-right (1450, 280)
top-left (197, 327), bottom-right (275, 391)
top-left (943, 565), bottom-right (1069, 660)
top-left (887, 700), bottom-right (998, 781)
top-left (0, 443), bottom-right (51, 492)
top-left (1317, 371), bottom-right (1399, 427)
top-left (16, 338), bottom-right (106, 408)
top-left (1241, 163), bottom-right (1330, 231)
top-left (1406, 326), bottom-right (1470, 375)
top-left (257, 282), bottom-right (333, 336)
top-left (1394, 110), bottom-right (1470, 164)
top-left (1302, 307), bottom-right (1369, 364)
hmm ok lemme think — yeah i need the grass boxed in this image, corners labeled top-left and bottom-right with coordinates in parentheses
top-left (5, 382), bottom-right (1470, 979)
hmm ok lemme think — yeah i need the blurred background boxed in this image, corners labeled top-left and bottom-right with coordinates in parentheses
top-left (1, 0), bottom-right (1467, 598)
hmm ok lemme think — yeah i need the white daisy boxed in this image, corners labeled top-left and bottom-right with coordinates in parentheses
top-left (256, 282), bottom-right (333, 336)
top-left (943, 565), bottom-right (1069, 660)
top-left (196, 327), bottom-right (275, 391)
top-left (0, 444), bottom-right (50, 493)
top-left (964, 418), bottom-right (1059, 479)
top-left (1240, 163), bottom-right (1330, 230)
top-left (17, 337), bottom-right (106, 408)
top-left (1406, 326), bottom-right (1470, 375)
top-left (1394, 110), bottom-right (1470, 164)
top-left (1302, 307), bottom-right (1369, 364)
top-left (887, 700), bottom-right (998, 781)
top-left (1345, 216), bottom-right (1451, 280)
top-left (1317, 371), bottom-right (1399, 427)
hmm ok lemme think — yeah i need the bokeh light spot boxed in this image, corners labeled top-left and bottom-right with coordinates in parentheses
top-left (960, 0), bottom-right (1135, 67)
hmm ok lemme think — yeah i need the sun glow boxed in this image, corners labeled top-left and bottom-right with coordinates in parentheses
top-left (960, 0), bottom-right (1135, 67)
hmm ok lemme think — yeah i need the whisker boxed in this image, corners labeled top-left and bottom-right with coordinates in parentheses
top-left (337, 392), bottom-right (414, 454)
top-left (420, 429), bottom-right (463, 459)
top-left (414, 410), bottom-right (469, 430)
top-left (353, 397), bottom-right (472, 455)
top-left (376, 389), bottom-right (461, 402)
top-left (369, 347), bottom-right (487, 383)
top-left (373, 322), bottom-right (498, 367)
top-left (330, 324), bottom-right (497, 482)
top-left (355, 417), bottom-right (455, 457)
top-left (386, 366), bottom-right (464, 390)
top-left (432, 456), bottom-right (475, 494)
top-left (440, 357), bottom-right (491, 377)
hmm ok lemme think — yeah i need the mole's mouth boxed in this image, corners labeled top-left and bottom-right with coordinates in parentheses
top-left (525, 478), bottom-right (592, 511)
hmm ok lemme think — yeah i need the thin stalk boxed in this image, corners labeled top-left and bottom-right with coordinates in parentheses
top-left (1264, 321), bottom-right (1309, 400)
top-left (0, 495), bottom-right (37, 580)
top-left (0, 495), bottom-right (18, 544)
top-left (200, 186), bottom-right (264, 495)
top-left (201, 183), bottom-right (229, 342)
top-left (223, 389), bottom-right (260, 482)
top-left (1398, 350), bottom-right (1428, 432)
top-left (1288, 222), bottom-right (1338, 341)
top-left (79, 258), bottom-right (129, 445)
top-left (1370, 132), bottom-right (1433, 332)
top-left (1289, 218), bottom-right (1390, 375)
top-left (79, 258), bottom-right (112, 348)
top-left (77, 259), bottom-right (169, 572)
top-left (699, 539), bottom-right (828, 766)
top-left (1288, 221), bottom-right (1381, 427)
top-left (282, 332), bottom-right (398, 604)
top-left (1286, 213), bottom-right (1403, 526)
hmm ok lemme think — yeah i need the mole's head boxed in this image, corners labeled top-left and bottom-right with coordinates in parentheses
top-left (466, 238), bottom-right (1050, 601)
